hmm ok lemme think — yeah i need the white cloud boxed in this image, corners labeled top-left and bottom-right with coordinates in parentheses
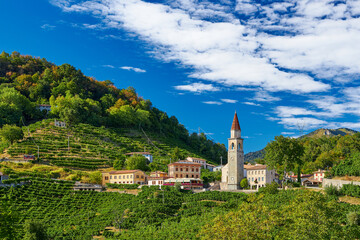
top-left (281, 132), bottom-right (295, 135)
top-left (103, 64), bottom-right (115, 68)
top-left (52, 0), bottom-right (360, 131)
top-left (221, 99), bottom-right (238, 103)
top-left (53, 0), bottom-right (330, 94)
top-left (252, 91), bottom-right (281, 102)
top-left (119, 66), bottom-right (146, 73)
top-left (174, 82), bottom-right (220, 93)
top-left (243, 102), bottom-right (261, 106)
top-left (202, 101), bottom-right (222, 105)
top-left (270, 117), bottom-right (327, 130)
top-left (41, 24), bottom-right (56, 30)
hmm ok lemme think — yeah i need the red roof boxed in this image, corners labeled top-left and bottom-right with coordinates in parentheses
top-left (231, 112), bottom-right (241, 131)
top-left (168, 161), bottom-right (202, 166)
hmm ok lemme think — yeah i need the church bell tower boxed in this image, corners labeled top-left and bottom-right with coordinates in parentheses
top-left (227, 112), bottom-right (244, 190)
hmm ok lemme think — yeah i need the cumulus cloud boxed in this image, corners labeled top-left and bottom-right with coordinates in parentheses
top-left (174, 83), bottom-right (220, 93)
top-left (221, 99), bottom-right (238, 103)
top-left (203, 101), bottom-right (222, 105)
top-left (243, 102), bottom-right (261, 106)
top-left (52, 0), bottom-right (360, 131)
top-left (52, 0), bottom-right (330, 94)
top-left (119, 66), bottom-right (146, 73)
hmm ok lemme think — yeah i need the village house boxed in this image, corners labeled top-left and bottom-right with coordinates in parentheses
top-left (102, 170), bottom-right (147, 185)
top-left (54, 119), bottom-right (66, 128)
top-left (125, 152), bottom-right (153, 163)
top-left (247, 164), bottom-right (276, 189)
top-left (163, 178), bottom-right (203, 190)
top-left (37, 104), bottom-right (51, 112)
top-left (289, 174), bottom-right (313, 185)
top-left (302, 169), bottom-right (328, 187)
top-left (148, 171), bottom-right (169, 187)
top-left (186, 157), bottom-right (207, 168)
top-left (314, 169), bottom-right (327, 182)
top-left (213, 165), bottom-right (223, 172)
top-left (168, 160), bottom-right (202, 179)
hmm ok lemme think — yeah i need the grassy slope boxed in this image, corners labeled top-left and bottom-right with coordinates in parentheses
top-left (2, 119), bottom-right (209, 170)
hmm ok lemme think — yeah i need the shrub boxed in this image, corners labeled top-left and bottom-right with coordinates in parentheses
top-left (341, 184), bottom-right (360, 198)
top-left (258, 182), bottom-right (279, 194)
top-left (324, 184), bottom-right (341, 196)
top-left (347, 212), bottom-right (359, 226)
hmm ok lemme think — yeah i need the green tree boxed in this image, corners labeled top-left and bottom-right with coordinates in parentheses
top-left (0, 124), bottom-right (24, 144)
top-left (125, 155), bottom-right (149, 171)
top-left (113, 155), bottom-right (126, 170)
top-left (23, 220), bottom-right (48, 240)
top-left (264, 135), bottom-right (304, 184)
top-left (89, 171), bottom-right (102, 184)
top-left (240, 178), bottom-right (248, 189)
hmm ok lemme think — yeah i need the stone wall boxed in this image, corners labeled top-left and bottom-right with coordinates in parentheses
top-left (323, 178), bottom-right (360, 189)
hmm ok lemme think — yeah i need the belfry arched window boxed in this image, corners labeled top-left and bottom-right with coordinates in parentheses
top-left (231, 143), bottom-right (234, 149)
top-left (238, 143), bottom-right (241, 149)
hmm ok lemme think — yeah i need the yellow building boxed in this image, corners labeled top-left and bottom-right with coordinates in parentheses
top-left (102, 170), bottom-right (147, 185)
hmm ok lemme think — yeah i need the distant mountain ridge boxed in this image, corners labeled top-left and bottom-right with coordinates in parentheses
top-left (244, 128), bottom-right (358, 163)
top-left (300, 128), bottom-right (358, 138)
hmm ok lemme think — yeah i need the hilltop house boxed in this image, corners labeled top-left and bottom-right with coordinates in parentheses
top-left (102, 170), bottom-right (147, 185)
top-left (148, 171), bottom-right (169, 187)
top-left (125, 152), bottom-right (153, 163)
top-left (37, 104), bottom-right (51, 112)
top-left (168, 160), bottom-right (202, 179)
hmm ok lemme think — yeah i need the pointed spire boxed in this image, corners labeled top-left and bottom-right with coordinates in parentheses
top-left (231, 111), bottom-right (241, 131)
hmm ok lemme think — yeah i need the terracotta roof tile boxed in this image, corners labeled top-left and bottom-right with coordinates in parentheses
top-left (231, 112), bottom-right (241, 131)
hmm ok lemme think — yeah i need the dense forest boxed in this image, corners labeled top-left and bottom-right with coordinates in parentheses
top-left (0, 51), bottom-right (226, 164)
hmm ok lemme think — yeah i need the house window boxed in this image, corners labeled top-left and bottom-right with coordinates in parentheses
top-left (191, 168), bottom-right (194, 172)
top-left (186, 168), bottom-right (188, 171)
top-left (110, 176), bottom-right (112, 179)
top-left (180, 168), bottom-right (183, 171)
top-left (105, 176), bottom-right (109, 180)
top-left (130, 175), bottom-right (133, 178)
top-left (114, 176), bottom-right (117, 179)
top-left (192, 175), bottom-right (194, 178)
top-left (141, 176), bottom-right (144, 179)
top-left (180, 174), bottom-right (183, 178)
top-left (176, 174), bottom-right (178, 177)
top-left (252, 177), bottom-right (254, 181)
top-left (186, 174), bottom-right (188, 178)
top-left (238, 143), bottom-right (241, 149)
top-left (176, 168), bottom-right (178, 171)
top-left (232, 143), bottom-right (234, 149)
top-left (127, 175), bottom-right (129, 179)
top-left (136, 175), bottom-right (139, 178)
top-left (262, 177), bottom-right (264, 181)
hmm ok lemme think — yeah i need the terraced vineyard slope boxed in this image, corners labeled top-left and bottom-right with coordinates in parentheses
top-left (3, 119), bottom-right (215, 170)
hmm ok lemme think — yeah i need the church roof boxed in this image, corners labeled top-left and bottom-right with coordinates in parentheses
top-left (231, 112), bottom-right (241, 131)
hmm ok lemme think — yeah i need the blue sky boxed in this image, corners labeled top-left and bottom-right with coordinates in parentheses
top-left (1, 0), bottom-right (360, 154)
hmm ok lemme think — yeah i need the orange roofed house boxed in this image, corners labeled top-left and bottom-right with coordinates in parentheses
top-left (102, 170), bottom-right (147, 186)
top-left (168, 161), bottom-right (202, 179)
top-left (148, 171), bottom-right (169, 187)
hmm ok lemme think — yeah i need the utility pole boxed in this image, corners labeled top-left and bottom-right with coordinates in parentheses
top-left (220, 156), bottom-right (223, 166)
top-left (37, 146), bottom-right (39, 160)
top-left (68, 135), bottom-right (70, 152)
